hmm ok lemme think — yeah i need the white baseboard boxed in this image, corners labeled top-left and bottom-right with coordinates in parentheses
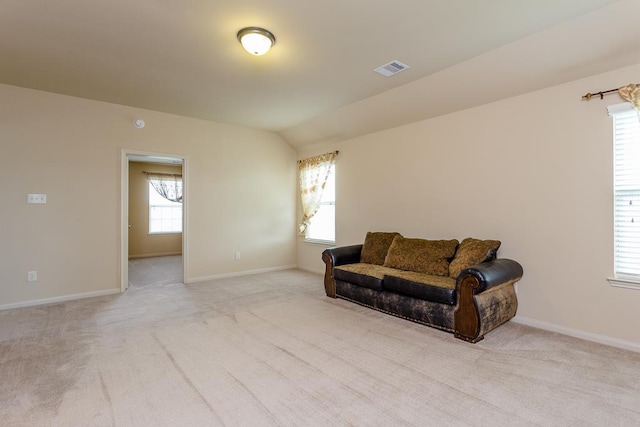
top-left (512, 315), bottom-right (640, 353)
top-left (0, 288), bottom-right (121, 311)
top-left (187, 265), bottom-right (298, 283)
top-left (298, 266), bottom-right (324, 275)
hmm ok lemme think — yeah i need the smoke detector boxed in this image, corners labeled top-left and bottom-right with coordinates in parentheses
top-left (374, 60), bottom-right (409, 77)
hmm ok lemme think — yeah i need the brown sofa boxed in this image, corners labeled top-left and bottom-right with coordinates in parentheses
top-left (322, 232), bottom-right (524, 343)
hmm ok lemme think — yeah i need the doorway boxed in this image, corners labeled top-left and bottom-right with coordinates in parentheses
top-left (120, 150), bottom-right (188, 292)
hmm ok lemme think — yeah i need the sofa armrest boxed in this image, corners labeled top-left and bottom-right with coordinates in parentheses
top-left (321, 245), bottom-right (363, 298)
top-left (454, 259), bottom-right (523, 343)
top-left (456, 258), bottom-right (523, 294)
top-left (322, 244), bottom-right (363, 267)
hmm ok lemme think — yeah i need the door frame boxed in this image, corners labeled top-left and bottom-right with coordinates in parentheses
top-left (120, 149), bottom-right (188, 292)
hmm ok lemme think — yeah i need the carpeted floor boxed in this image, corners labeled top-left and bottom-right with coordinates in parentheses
top-left (1, 266), bottom-right (639, 426)
top-left (128, 255), bottom-right (183, 289)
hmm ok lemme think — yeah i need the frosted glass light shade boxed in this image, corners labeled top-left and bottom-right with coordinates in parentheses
top-left (237, 27), bottom-right (276, 56)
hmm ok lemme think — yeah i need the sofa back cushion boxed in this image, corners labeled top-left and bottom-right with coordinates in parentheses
top-left (360, 232), bottom-right (402, 265)
top-left (383, 236), bottom-right (459, 276)
top-left (448, 237), bottom-right (501, 278)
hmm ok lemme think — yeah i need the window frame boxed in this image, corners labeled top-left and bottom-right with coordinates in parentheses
top-left (148, 181), bottom-right (183, 235)
top-left (608, 102), bottom-right (640, 290)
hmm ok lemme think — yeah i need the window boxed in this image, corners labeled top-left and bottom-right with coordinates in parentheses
top-left (298, 151), bottom-right (338, 243)
top-left (611, 104), bottom-right (640, 286)
top-left (149, 181), bottom-right (182, 234)
top-left (305, 167), bottom-right (335, 242)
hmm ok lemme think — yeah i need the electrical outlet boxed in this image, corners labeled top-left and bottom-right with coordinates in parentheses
top-left (235, 252), bottom-right (241, 260)
top-left (27, 271), bottom-right (37, 282)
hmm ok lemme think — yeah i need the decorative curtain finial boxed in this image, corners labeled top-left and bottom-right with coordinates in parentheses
top-left (581, 83), bottom-right (640, 109)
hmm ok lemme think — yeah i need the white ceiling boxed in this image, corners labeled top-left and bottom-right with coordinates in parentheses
top-left (2, 0), bottom-right (638, 147)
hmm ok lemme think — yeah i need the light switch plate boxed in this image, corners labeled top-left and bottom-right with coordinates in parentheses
top-left (27, 194), bottom-right (46, 204)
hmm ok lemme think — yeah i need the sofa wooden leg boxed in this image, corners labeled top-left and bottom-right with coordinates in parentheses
top-left (321, 250), bottom-right (337, 298)
top-left (454, 332), bottom-right (484, 343)
top-left (454, 276), bottom-right (481, 343)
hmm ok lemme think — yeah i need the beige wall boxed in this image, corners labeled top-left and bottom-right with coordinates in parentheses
top-left (297, 63), bottom-right (640, 345)
top-left (128, 161), bottom-right (182, 258)
top-left (3, 62), bottom-right (639, 347)
top-left (0, 83), bottom-right (297, 307)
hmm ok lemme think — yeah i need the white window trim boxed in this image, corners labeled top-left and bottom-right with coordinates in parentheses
top-left (303, 238), bottom-right (336, 246)
top-left (607, 276), bottom-right (640, 290)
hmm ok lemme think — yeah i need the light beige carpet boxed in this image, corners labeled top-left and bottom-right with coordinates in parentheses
top-left (1, 268), bottom-right (639, 426)
top-left (128, 255), bottom-right (183, 289)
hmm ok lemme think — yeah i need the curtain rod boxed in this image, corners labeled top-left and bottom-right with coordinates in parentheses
top-left (582, 84), bottom-right (640, 101)
top-left (296, 150), bottom-right (339, 164)
top-left (142, 171), bottom-right (182, 177)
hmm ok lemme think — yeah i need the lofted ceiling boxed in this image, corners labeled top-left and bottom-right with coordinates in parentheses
top-left (2, 0), bottom-right (639, 147)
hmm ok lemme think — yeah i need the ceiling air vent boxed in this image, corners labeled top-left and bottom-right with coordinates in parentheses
top-left (374, 60), bottom-right (409, 77)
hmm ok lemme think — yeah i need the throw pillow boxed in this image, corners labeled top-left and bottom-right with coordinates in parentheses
top-left (449, 238), bottom-right (501, 278)
top-left (360, 231), bottom-right (402, 265)
top-left (383, 236), bottom-right (459, 276)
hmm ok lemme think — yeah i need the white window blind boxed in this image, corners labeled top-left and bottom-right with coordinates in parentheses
top-left (611, 104), bottom-right (640, 278)
top-left (306, 168), bottom-right (335, 242)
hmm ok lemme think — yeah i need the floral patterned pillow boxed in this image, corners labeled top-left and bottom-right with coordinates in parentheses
top-left (360, 232), bottom-right (402, 265)
top-left (449, 238), bottom-right (501, 278)
top-left (383, 236), bottom-right (459, 276)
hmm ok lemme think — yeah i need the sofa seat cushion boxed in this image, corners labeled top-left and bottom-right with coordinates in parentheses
top-left (334, 263), bottom-right (400, 291)
top-left (382, 271), bottom-right (457, 305)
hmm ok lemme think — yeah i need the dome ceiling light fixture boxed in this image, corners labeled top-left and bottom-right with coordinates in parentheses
top-left (237, 27), bottom-right (276, 56)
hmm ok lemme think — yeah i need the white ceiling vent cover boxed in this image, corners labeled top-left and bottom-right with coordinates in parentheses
top-left (374, 60), bottom-right (409, 77)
